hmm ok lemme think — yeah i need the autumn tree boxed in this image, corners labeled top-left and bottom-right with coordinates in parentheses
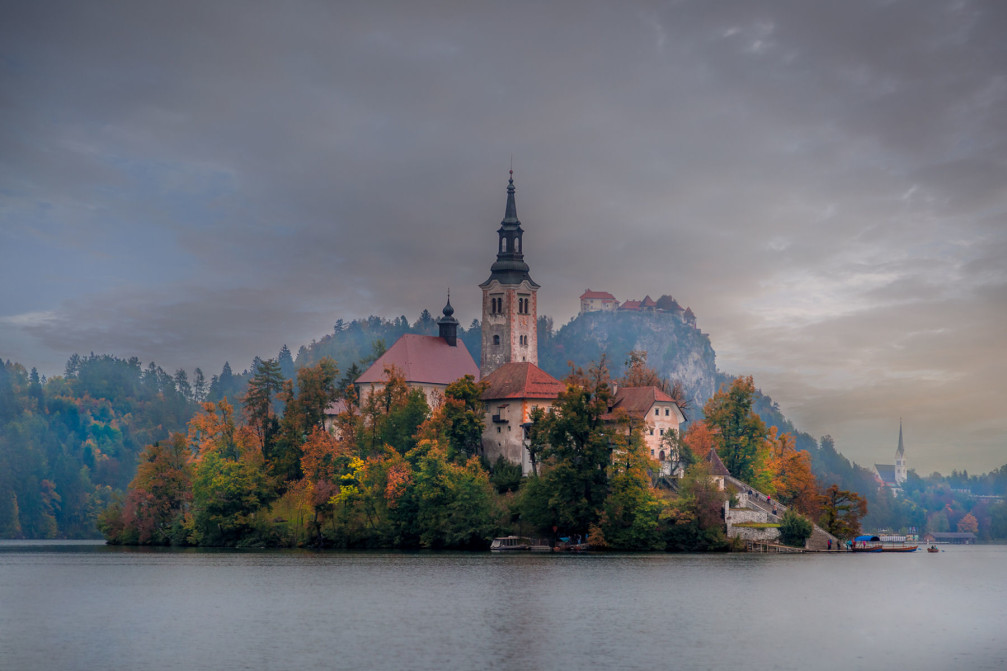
top-left (621, 350), bottom-right (666, 391)
top-left (681, 420), bottom-right (718, 461)
top-left (272, 358), bottom-right (340, 483)
top-left (419, 375), bottom-right (486, 462)
top-left (98, 433), bottom-right (193, 545)
top-left (957, 512), bottom-right (978, 534)
top-left (819, 484), bottom-right (868, 540)
top-left (766, 426), bottom-right (820, 517)
top-left (703, 376), bottom-right (769, 485)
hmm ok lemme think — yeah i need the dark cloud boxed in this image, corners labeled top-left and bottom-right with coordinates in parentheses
top-left (2, 0), bottom-right (1005, 473)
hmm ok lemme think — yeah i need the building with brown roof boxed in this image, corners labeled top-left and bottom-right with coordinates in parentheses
top-left (355, 299), bottom-right (479, 409)
top-left (605, 386), bottom-right (687, 475)
top-left (480, 362), bottom-right (564, 473)
top-left (579, 289), bottom-right (618, 314)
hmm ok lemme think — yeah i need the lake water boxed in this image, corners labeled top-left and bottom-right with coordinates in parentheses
top-left (1, 541), bottom-right (1004, 670)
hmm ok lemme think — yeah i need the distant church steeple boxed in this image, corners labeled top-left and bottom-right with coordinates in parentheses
top-left (895, 419), bottom-right (907, 485)
top-left (480, 171), bottom-right (540, 377)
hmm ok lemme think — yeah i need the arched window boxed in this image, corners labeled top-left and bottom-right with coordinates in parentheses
top-left (659, 450), bottom-right (666, 461)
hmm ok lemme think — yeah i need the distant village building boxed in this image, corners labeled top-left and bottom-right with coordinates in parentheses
top-left (354, 299), bottom-right (479, 409)
top-left (875, 421), bottom-right (908, 490)
top-left (603, 386), bottom-right (687, 476)
top-left (579, 290), bottom-right (618, 314)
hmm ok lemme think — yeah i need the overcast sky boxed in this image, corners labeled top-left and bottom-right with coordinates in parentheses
top-left (2, 1), bottom-right (1005, 474)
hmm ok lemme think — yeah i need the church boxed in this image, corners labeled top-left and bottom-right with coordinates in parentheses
top-left (352, 171), bottom-right (684, 474)
top-left (874, 421), bottom-right (908, 490)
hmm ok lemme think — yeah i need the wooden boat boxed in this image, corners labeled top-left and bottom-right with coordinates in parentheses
top-left (881, 543), bottom-right (918, 552)
top-left (927, 545), bottom-right (939, 553)
top-left (849, 535), bottom-right (883, 553)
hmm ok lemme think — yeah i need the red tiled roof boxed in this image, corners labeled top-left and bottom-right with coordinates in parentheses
top-left (580, 289), bottom-right (617, 300)
top-left (480, 362), bottom-right (563, 401)
top-left (356, 334), bottom-right (479, 386)
top-left (608, 386), bottom-right (678, 417)
top-left (619, 300), bottom-right (642, 310)
top-left (640, 295), bottom-right (657, 308)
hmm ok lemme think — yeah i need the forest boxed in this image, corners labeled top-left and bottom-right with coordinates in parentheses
top-left (3, 309), bottom-right (1007, 543)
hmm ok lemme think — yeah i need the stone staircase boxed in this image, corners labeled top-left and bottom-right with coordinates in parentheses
top-left (724, 475), bottom-right (840, 551)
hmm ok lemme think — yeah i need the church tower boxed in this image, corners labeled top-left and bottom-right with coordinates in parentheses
top-left (480, 171), bottom-right (539, 377)
top-left (894, 420), bottom-right (907, 485)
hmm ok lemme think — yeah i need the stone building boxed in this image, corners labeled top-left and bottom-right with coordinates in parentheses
top-left (604, 386), bottom-right (687, 475)
top-left (480, 362), bottom-right (564, 474)
top-left (479, 170), bottom-right (539, 378)
top-left (579, 290), bottom-right (618, 314)
top-left (476, 173), bottom-right (563, 471)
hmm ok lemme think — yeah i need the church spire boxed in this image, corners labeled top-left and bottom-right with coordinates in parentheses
top-left (503, 170), bottom-right (518, 223)
top-left (896, 419), bottom-right (905, 458)
top-left (482, 170), bottom-right (538, 288)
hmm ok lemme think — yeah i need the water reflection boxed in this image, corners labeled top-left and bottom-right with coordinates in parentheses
top-left (0, 545), bottom-right (1004, 670)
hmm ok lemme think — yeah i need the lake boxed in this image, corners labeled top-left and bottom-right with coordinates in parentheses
top-left (1, 541), bottom-right (1004, 670)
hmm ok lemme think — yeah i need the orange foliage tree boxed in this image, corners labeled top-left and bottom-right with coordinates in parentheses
top-left (765, 426), bottom-right (820, 517)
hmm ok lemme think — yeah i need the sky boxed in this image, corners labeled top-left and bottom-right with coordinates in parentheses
top-left (2, 1), bottom-right (1005, 475)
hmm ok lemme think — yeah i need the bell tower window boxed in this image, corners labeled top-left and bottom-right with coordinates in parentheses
top-left (493, 335), bottom-right (500, 346)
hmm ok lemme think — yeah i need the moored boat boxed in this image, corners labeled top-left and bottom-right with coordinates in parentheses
top-left (490, 536), bottom-right (531, 552)
top-left (881, 543), bottom-right (918, 552)
top-left (927, 545), bottom-right (939, 553)
top-left (849, 535), bottom-right (883, 553)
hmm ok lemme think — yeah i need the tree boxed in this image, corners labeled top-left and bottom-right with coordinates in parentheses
top-left (598, 426), bottom-right (663, 550)
top-left (278, 344), bottom-right (296, 380)
top-left (778, 509), bottom-right (813, 548)
top-left (661, 462), bottom-right (728, 552)
top-left (957, 512), bottom-right (978, 534)
top-left (530, 360), bottom-right (617, 536)
top-left (272, 358), bottom-right (341, 482)
top-left (620, 350), bottom-right (666, 390)
top-left (766, 426), bottom-right (820, 517)
top-left (819, 484), bottom-right (867, 539)
top-left (703, 376), bottom-right (769, 485)
top-left (190, 450), bottom-right (275, 546)
top-left (106, 433), bottom-right (193, 545)
top-left (243, 358), bottom-right (284, 458)
top-left (192, 368), bottom-right (207, 403)
top-left (422, 375), bottom-right (486, 462)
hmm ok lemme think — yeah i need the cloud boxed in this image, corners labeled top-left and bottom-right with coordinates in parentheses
top-left (2, 0), bottom-right (1005, 473)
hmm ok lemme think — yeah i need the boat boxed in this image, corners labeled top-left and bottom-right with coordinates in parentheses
top-left (490, 536), bottom-right (554, 552)
top-left (848, 535), bottom-right (883, 553)
top-left (490, 536), bottom-right (531, 552)
top-left (881, 543), bottom-right (918, 552)
top-left (927, 545), bottom-right (939, 553)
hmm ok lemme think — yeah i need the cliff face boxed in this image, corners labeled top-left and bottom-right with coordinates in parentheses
top-left (538, 311), bottom-right (719, 416)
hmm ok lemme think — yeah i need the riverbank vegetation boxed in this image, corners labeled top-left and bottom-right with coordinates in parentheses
top-left (95, 356), bottom-right (851, 551)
